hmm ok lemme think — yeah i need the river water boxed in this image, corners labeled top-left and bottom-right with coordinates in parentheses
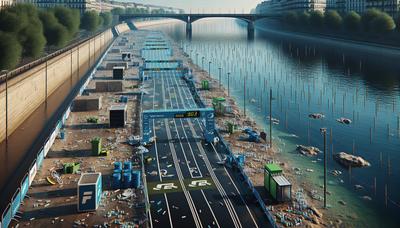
top-left (145, 19), bottom-right (400, 227)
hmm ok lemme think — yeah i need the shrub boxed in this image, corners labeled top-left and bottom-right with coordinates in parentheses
top-left (361, 8), bottom-right (381, 31)
top-left (309, 10), bottom-right (324, 28)
top-left (0, 32), bottom-right (22, 70)
top-left (18, 26), bottom-right (47, 58)
top-left (81, 11), bottom-right (100, 32)
top-left (324, 10), bottom-right (342, 30)
top-left (39, 11), bottom-right (70, 47)
top-left (371, 12), bottom-right (396, 33)
top-left (344, 11), bottom-right (361, 31)
top-left (111, 8), bottom-right (125, 15)
top-left (284, 11), bottom-right (298, 26)
top-left (53, 7), bottom-right (80, 36)
top-left (100, 12), bottom-right (112, 27)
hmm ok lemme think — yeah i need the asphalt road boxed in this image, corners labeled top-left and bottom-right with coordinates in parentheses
top-left (140, 33), bottom-right (272, 228)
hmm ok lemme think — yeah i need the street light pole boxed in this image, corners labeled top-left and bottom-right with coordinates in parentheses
top-left (218, 67), bottom-right (221, 89)
top-left (202, 56), bottom-right (205, 69)
top-left (196, 53), bottom-right (198, 65)
top-left (244, 75), bottom-right (246, 116)
top-left (269, 88), bottom-right (272, 147)
top-left (208, 61), bottom-right (211, 75)
top-left (227, 72), bottom-right (230, 96)
top-left (320, 128), bottom-right (327, 209)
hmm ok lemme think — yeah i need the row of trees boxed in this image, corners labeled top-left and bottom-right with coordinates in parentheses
top-left (283, 8), bottom-right (396, 34)
top-left (0, 4), bottom-right (113, 70)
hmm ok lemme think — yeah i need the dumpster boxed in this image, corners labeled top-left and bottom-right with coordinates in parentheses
top-left (77, 173), bottom-right (102, 212)
top-left (132, 170), bottom-right (141, 188)
top-left (264, 163), bottom-right (291, 202)
top-left (123, 172), bottom-right (132, 189)
top-left (112, 172), bottom-right (121, 189)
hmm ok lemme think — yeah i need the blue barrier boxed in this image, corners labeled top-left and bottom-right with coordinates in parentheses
top-left (1, 204), bottom-right (11, 228)
top-left (20, 175), bottom-right (29, 203)
top-left (36, 149), bottom-right (44, 169)
top-left (11, 190), bottom-right (21, 217)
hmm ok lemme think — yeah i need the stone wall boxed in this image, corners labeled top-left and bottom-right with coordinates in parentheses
top-left (0, 25), bottom-right (125, 143)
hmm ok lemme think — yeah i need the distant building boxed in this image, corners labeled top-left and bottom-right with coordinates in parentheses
top-left (255, 0), bottom-right (327, 15)
top-left (0, 0), bottom-right (15, 10)
top-left (256, 0), bottom-right (400, 17)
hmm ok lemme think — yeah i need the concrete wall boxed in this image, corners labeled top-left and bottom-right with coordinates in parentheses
top-left (115, 23), bottom-right (130, 34)
top-left (0, 27), bottom-right (119, 143)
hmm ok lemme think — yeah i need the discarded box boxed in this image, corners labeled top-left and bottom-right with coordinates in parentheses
top-left (106, 62), bottom-right (128, 70)
top-left (113, 66), bottom-right (125, 80)
top-left (109, 104), bottom-right (127, 128)
top-left (95, 81), bottom-right (123, 92)
top-left (72, 96), bottom-right (102, 112)
top-left (77, 173), bottom-right (102, 212)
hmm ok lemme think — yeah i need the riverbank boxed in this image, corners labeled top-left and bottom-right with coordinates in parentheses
top-left (161, 33), bottom-right (345, 227)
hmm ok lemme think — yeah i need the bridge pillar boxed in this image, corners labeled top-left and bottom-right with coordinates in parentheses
top-left (186, 22), bottom-right (192, 38)
top-left (247, 21), bottom-right (255, 38)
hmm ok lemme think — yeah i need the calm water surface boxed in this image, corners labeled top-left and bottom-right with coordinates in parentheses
top-left (146, 19), bottom-right (400, 227)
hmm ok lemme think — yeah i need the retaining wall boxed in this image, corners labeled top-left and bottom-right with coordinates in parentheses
top-left (0, 27), bottom-right (117, 143)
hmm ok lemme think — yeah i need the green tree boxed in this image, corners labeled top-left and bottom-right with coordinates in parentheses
top-left (39, 11), bottom-right (70, 47)
top-left (371, 12), bottom-right (396, 33)
top-left (324, 10), bottom-right (342, 30)
top-left (344, 11), bottom-right (361, 31)
top-left (53, 7), bottom-right (80, 37)
top-left (0, 10), bottom-right (26, 33)
top-left (100, 12), bottom-right (112, 27)
top-left (361, 8), bottom-right (381, 31)
top-left (81, 11), bottom-right (100, 32)
top-left (309, 10), bottom-right (324, 28)
top-left (6, 4), bottom-right (46, 58)
top-left (111, 7), bottom-right (125, 15)
top-left (298, 11), bottom-right (311, 27)
top-left (0, 32), bottom-right (22, 70)
top-left (284, 11), bottom-right (298, 26)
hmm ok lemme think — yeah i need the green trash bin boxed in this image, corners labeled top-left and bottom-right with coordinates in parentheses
top-left (91, 137), bottom-right (102, 156)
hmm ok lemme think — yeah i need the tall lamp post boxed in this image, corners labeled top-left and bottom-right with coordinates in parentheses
top-left (269, 88), bottom-right (272, 147)
top-left (244, 75), bottom-right (246, 116)
top-left (227, 72), bottom-right (230, 96)
top-left (196, 53), bottom-right (199, 65)
top-left (218, 67), bottom-right (222, 89)
top-left (208, 61), bottom-right (212, 75)
top-left (201, 56), bottom-right (205, 69)
top-left (320, 127), bottom-right (328, 209)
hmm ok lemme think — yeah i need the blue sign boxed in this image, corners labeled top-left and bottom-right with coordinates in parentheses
top-left (36, 149), bottom-right (44, 169)
top-left (1, 204), bottom-right (11, 228)
top-left (20, 176), bottom-right (29, 202)
top-left (78, 184), bottom-right (96, 212)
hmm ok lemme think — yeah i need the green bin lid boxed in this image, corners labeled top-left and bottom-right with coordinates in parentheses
top-left (265, 163), bottom-right (283, 174)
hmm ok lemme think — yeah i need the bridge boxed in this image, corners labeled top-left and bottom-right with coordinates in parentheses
top-left (119, 13), bottom-right (276, 37)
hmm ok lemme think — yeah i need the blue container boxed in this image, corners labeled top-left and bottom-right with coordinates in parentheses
top-left (236, 155), bottom-right (245, 166)
top-left (114, 162), bottom-right (122, 172)
top-left (123, 172), bottom-right (132, 189)
top-left (123, 161), bottom-right (132, 171)
top-left (120, 96), bottom-right (128, 103)
top-left (132, 170), bottom-right (141, 189)
top-left (112, 172), bottom-right (121, 189)
top-left (78, 173), bottom-right (102, 212)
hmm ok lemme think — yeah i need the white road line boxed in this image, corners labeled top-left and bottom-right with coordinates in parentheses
top-left (193, 119), bottom-right (260, 228)
top-left (163, 70), bottom-right (203, 228)
top-left (170, 72), bottom-right (240, 228)
top-left (166, 74), bottom-right (221, 228)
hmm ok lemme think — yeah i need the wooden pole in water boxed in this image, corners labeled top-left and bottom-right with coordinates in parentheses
top-left (374, 177), bottom-right (377, 196)
top-left (385, 184), bottom-right (388, 208)
top-left (270, 88), bottom-right (272, 147)
top-left (321, 128), bottom-right (327, 209)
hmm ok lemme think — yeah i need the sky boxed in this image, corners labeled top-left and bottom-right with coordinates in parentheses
top-left (132, 0), bottom-right (262, 12)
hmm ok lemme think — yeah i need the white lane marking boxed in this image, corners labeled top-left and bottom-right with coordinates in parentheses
top-left (170, 73), bottom-right (238, 228)
top-left (166, 74), bottom-right (221, 228)
top-left (163, 71), bottom-right (203, 228)
top-left (193, 119), bottom-right (259, 228)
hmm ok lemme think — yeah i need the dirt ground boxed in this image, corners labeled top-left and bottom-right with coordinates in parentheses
top-left (15, 36), bottom-right (147, 228)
